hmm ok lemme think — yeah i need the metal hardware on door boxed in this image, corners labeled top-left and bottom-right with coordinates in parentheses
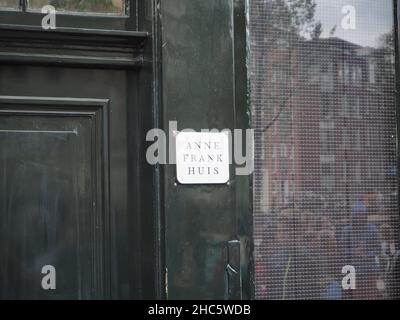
top-left (226, 240), bottom-right (242, 300)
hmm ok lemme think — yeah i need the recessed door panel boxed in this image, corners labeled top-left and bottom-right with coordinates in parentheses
top-left (0, 101), bottom-right (109, 299)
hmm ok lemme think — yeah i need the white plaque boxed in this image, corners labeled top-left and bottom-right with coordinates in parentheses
top-left (175, 131), bottom-right (230, 184)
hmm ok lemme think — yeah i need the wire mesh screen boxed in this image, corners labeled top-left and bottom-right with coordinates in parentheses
top-left (250, 0), bottom-right (400, 299)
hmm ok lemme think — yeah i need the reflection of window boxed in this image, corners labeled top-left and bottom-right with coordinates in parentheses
top-left (283, 180), bottom-right (290, 204)
top-left (321, 94), bottom-right (333, 118)
top-left (31, 0), bottom-right (125, 15)
top-left (369, 61), bottom-right (376, 84)
top-left (320, 63), bottom-right (329, 73)
top-left (354, 96), bottom-right (360, 118)
top-left (272, 157), bottom-right (277, 173)
top-left (272, 143), bottom-right (277, 158)
top-left (310, 63), bottom-right (320, 83)
top-left (271, 65), bottom-right (288, 94)
top-left (344, 62), bottom-right (350, 84)
top-left (341, 94), bottom-right (360, 118)
top-left (0, 0), bottom-right (17, 8)
top-left (352, 68), bottom-right (357, 82)
top-left (321, 163), bottom-right (335, 176)
top-left (355, 128), bottom-right (361, 151)
top-left (342, 127), bottom-right (349, 148)
top-left (342, 94), bottom-right (349, 115)
top-left (320, 128), bottom-right (335, 155)
top-left (366, 128), bottom-right (371, 147)
top-left (355, 162), bottom-right (362, 184)
top-left (273, 105), bottom-right (278, 135)
top-left (321, 65), bottom-right (333, 92)
top-left (351, 65), bottom-right (362, 84)
top-left (272, 180), bottom-right (279, 194)
top-left (273, 120), bottom-right (278, 135)
top-left (280, 143), bottom-right (287, 158)
top-left (260, 134), bottom-right (266, 160)
top-left (320, 154), bottom-right (335, 163)
top-left (356, 65), bottom-right (363, 84)
top-left (272, 144), bottom-right (277, 173)
top-left (1, 0), bottom-right (126, 15)
top-left (280, 158), bottom-right (289, 173)
top-left (279, 109), bottom-right (291, 135)
top-left (321, 175), bottom-right (335, 191)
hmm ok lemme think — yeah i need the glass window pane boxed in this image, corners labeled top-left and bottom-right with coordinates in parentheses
top-left (0, 0), bottom-right (18, 9)
top-left (28, 0), bottom-right (125, 15)
top-left (250, 0), bottom-right (400, 299)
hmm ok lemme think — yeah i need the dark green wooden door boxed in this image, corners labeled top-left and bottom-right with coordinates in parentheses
top-left (0, 70), bottom-right (124, 300)
top-left (0, 100), bottom-right (108, 299)
top-left (0, 14), bottom-right (155, 298)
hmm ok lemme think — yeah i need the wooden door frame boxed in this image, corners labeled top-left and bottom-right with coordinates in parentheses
top-left (0, 0), bottom-right (163, 299)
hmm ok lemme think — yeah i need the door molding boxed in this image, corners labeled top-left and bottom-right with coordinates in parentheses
top-left (0, 96), bottom-right (111, 298)
top-left (0, 25), bottom-right (149, 69)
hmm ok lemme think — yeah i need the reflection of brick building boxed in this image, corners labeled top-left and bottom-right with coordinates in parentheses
top-left (251, 0), bottom-right (400, 301)
top-left (259, 37), bottom-right (396, 216)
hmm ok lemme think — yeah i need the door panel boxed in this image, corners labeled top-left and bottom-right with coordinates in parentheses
top-left (0, 2), bottom-right (156, 300)
top-left (0, 99), bottom-right (109, 299)
top-left (0, 63), bottom-right (140, 299)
